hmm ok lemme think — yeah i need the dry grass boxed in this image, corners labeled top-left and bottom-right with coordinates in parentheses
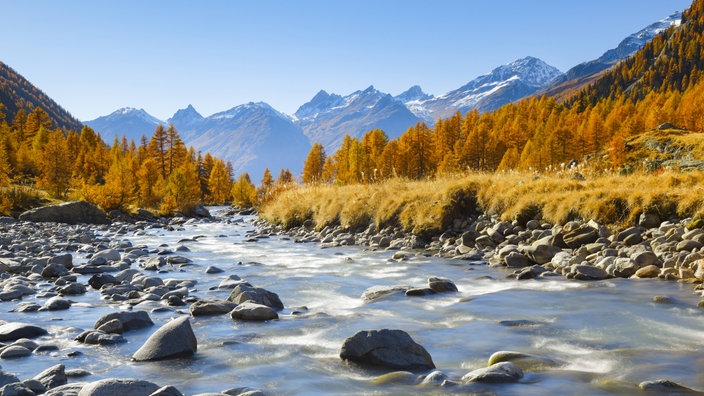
top-left (260, 170), bottom-right (704, 235)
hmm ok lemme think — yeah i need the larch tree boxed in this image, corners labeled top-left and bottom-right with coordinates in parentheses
top-left (149, 125), bottom-right (169, 179)
top-left (136, 157), bottom-right (161, 208)
top-left (99, 149), bottom-right (137, 211)
top-left (36, 129), bottom-right (72, 198)
top-left (302, 142), bottom-right (326, 184)
top-left (207, 158), bottom-right (232, 204)
top-left (231, 173), bottom-right (255, 208)
top-left (161, 160), bottom-right (201, 214)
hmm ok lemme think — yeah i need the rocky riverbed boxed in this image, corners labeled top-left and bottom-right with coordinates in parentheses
top-left (263, 210), bottom-right (704, 292)
top-left (0, 202), bottom-right (703, 395)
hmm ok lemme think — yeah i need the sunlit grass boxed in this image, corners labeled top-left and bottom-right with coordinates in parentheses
top-left (260, 170), bottom-right (704, 234)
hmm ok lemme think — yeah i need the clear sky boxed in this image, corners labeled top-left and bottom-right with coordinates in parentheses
top-left (1, 0), bottom-right (692, 121)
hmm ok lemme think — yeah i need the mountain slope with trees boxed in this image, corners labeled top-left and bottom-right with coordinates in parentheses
top-left (0, 61), bottom-right (83, 132)
top-left (301, 0), bottom-right (704, 184)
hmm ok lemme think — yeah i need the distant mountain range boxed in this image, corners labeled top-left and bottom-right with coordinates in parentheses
top-left (21, 10), bottom-right (681, 179)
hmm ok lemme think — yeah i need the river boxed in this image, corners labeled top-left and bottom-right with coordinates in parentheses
top-left (4, 208), bottom-right (704, 395)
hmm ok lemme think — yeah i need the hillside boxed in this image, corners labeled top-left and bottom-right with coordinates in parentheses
top-left (539, 12), bottom-right (682, 101)
top-left (0, 61), bottom-right (83, 132)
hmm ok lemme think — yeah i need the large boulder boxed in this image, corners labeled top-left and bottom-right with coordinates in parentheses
top-left (0, 322), bottom-right (48, 341)
top-left (132, 316), bottom-right (197, 361)
top-left (77, 378), bottom-right (160, 396)
top-left (227, 284), bottom-right (283, 310)
top-left (94, 311), bottom-right (153, 332)
top-left (19, 201), bottom-right (110, 225)
top-left (33, 364), bottom-right (67, 390)
top-left (339, 329), bottom-right (435, 371)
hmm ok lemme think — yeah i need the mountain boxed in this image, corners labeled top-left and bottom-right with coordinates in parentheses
top-left (539, 11), bottom-right (683, 100)
top-left (0, 61), bottom-right (83, 131)
top-left (166, 104), bottom-right (204, 141)
top-left (395, 85), bottom-right (433, 103)
top-left (177, 102), bottom-right (311, 179)
top-left (294, 85), bottom-right (424, 151)
top-left (411, 57), bottom-right (562, 121)
top-left (84, 107), bottom-right (164, 144)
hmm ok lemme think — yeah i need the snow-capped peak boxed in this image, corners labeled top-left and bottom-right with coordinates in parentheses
top-left (395, 85), bottom-right (434, 103)
top-left (599, 11), bottom-right (682, 63)
top-left (108, 107), bottom-right (163, 124)
top-left (487, 56), bottom-right (563, 88)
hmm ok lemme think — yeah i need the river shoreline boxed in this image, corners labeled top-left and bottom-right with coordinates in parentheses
top-left (0, 205), bottom-right (703, 395)
top-left (255, 207), bottom-right (704, 297)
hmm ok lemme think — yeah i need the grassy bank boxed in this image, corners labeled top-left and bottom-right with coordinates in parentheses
top-left (260, 170), bottom-right (704, 236)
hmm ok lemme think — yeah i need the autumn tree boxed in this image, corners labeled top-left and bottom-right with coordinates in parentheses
top-left (207, 158), bottom-right (232, 204)
top-left (231, 173), bottom-right (256, 208)
top-left (98, 147), bottom-right (137, 211)
top-left (149, 125), bottom-right (169, 179)
top-left (36, 129), bottom-right (72, 198)
top-left (136, 158), bottom-right (161, 208)
top-left (161, 159), bottom-right (201, 214)
top-left (302, 142), bottom-right (326, 184)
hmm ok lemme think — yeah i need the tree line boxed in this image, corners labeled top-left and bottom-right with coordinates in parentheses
top-left (302, 0), bottom-right (704, 184)
top-left (0, 105), bottom-right (294, 213)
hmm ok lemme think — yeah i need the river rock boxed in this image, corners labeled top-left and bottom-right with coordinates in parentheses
top-left (149, 385), bottom-right (185, 396)
top-left (634, 265), bottom-right (660, 278)
top-left (45, 382), bottom-right (88, 396)
top-left (132, 316), bottom-right (197, 361)
top-left (504, 252), bottom-right (534, 268)
top-left (638, 213), bottom-right (662, 229)
top-left (488, 351), bottom-right (561, 370)
top-left (0, 323), bottom-right (48, 341)
top-left (405, 288), bottom-right (435, 296)
top-left (94, 311), bottom-right (153, 332)
top-left (420, 370), bottom-right (448, 386)
top-left (42, 296), bottom-right (72, 311)
top-left (523, 244), bottom-right (561, 265)
top-left (638, 379), bottom-right (699, 393)
top-left (75, 330), bottom-right (126, 345)
top-left (339, 329), bottom-right (435, 371)
top-left (427, 277), bottom-right (458, 293)
top-left (462, 361), bottom-right (524, 383)
top-left (218, 275), bottom-right (244, 289)
top-left (96, 319), bottom-right (123, 334)
top-left (571, 265), bottom-right (609, 281)
top-left (19, 201), bottom-right (110, 225)
top-left (0, 344), bottom-right (31, 358)
top-left (371, 371), bottom-right (419, 385)
top-left (33, 364), bottom-right (67, 390)
top-left (0, 371), bottom-right (20, 388)
top-left (41, 263), bottom-right (70, 279)
top-left (562, 225), bottom-right (599, 248)
top-left (77, 378), bottom-right (160, 396)
top-left (227, 284), bottom-right (283, 310)
top-left (88, 274), bottom-right (119, 290)
top-left (190, 300), bottom-right (237, 316)
top-left (361, 285), bottom-right (410, 303)
top-left (230, 302), bottom-right (278, 321)
top-left (0, 382), bottom-right (36, 395)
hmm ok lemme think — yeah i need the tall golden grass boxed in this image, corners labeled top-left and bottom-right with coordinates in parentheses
top-left (260, 170), bottom-right (704, 235)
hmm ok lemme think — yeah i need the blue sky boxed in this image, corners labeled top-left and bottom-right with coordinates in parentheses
top-left (1, 0), bottom-right (692, 121)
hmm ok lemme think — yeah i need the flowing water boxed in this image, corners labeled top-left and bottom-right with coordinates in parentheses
top-left (5, 209), bottom-right (704, 395)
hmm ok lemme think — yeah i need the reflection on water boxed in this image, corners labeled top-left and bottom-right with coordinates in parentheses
top-left (3, 209), bottom-right (704, 395)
